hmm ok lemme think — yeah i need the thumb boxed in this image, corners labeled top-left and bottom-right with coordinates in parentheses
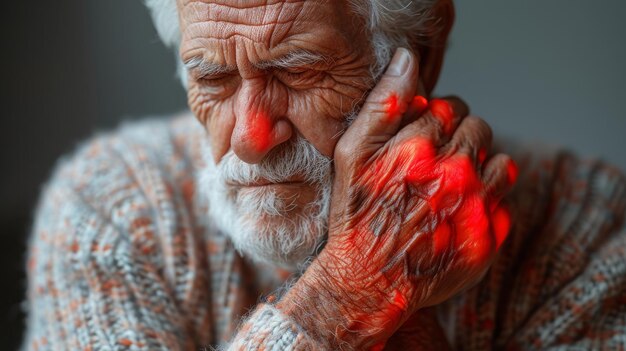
top-left (337, 48), bottom-right (420, 161)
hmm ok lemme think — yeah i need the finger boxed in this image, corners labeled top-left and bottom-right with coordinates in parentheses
top-left (491, 203), bottom-right (512, 250)
top-left (398, 81), bottom-right (429, 128)
top-left (482, 153), bottom-right (518, 209)
top-left (444, 116), bottom-right (493, 167)
top-left (395, 96), bottom-right (469, 147)
top-left (399, 95), bottom-right (430, 129)
top-left (337, 48), bottom-right (420, 160)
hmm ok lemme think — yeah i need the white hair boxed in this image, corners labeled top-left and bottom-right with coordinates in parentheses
top-left (198, 135), bottom-right (333, 270)
top-left (143, 0), bottom-right (440, 87)
top-left (347, 0), bottom-right (439, 78)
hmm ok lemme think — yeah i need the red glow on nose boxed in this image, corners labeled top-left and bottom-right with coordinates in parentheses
top-left (385, 93), bottom-right (403, 122)
top-left (507, 159), bottom-right (519, 186)
top-left (429, 99), bottom-right (454, 135)
top-left (248, 111), bottom-right (272, 152)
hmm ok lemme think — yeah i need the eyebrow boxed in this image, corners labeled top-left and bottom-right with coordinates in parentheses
top-left (184, 49), bottom-right (336, 78)
top-left (256, 50), bottom-right (335, 70)
top-left (184, 57), bottom-right (236, 78)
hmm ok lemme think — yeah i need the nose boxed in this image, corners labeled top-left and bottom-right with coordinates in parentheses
top-left (231, 77), bottom-right (293, 164)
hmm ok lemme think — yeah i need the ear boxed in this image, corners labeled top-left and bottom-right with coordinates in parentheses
top-left (415, 0), bottom-right (455, 96)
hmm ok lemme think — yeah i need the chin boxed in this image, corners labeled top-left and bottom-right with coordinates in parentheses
top-left (199, 167), bottom-right (329, 270)
top-left (198, 136), bottom-right (333, 269)
top-left (209, 183), bottom-right (330, 270)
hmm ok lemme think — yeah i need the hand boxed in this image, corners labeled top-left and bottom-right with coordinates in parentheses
top-left (278, 48), bottom-right (516, 349)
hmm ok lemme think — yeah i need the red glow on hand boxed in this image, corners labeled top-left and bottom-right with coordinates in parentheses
top-left (492, 206), bottom-right (511, 249)
top-left (456, 196), bottom-right (491, 264)
top-left (248, 111), bottom-right (272, 152)
top-left (391, 289), bottom-right (408, 311)
top-left (411, 95), bottom-right (429, 116)
top-left (432, 221), bottom-right (452, 255)
top-left (403, 138), bottom-right (509, 266)
top-left (429, 99), bottom-right (454, 135)
top-left (385, 93), bottom-right (403, 122)
top-left (478, 148), bottom-right (487, 164)
top-left (333, 102), bottom-right (514, 333)
top-left (507, 159), bottom-right (519, 186)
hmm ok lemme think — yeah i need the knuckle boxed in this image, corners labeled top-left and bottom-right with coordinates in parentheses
top-left (465, 116), bottom-right (493, 141)
top-left (492, 153), bottom-right (513, 169)
top-left (407, 116), bottom-right (442, 141)
top-left (487, 154), bottom-right (514, 191)
top-left (441, 95), bottom-right (470, 117)
top-left (499, 153), bottom-right (514, 164)
top-left (363, 100), bottom-right (390, 119)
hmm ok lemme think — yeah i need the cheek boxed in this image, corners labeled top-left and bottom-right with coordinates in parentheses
top-left (188, 84), bottom-right (236, 161)
top-left (289, 111), bottom-right (345, 157)
top-left (208, 110), bottom-right (236, 162)
top-left (187, 82), bottom-right (208, 121)
top-left (286, 90), bottom-right (355, 157)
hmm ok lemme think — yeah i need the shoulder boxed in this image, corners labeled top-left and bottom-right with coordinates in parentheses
top-left (489, 137), bottom-right (626, 243)
top-left (502, 145), bottom-right (626, 348)
top-left (22, 112), bottom-right (208, 351)
top-left (41, 112), bottom-right (202, 217)
top-left (27, 112), bottom-right (205, 271)
top-left (506, 141), bottom-right (626, 250)
top-left (51, 112), bottom-right (200, 194)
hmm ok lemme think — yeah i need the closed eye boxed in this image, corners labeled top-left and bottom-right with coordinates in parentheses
top-left (199, 74), bottom-right (233, 85)
top-left (276, 68), bottom-right (323, 85)
top-left (198, 74), bottom-right (229, 83)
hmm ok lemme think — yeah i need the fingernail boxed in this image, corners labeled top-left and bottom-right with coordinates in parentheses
top-left (386, 48), bottom-right (411, 77)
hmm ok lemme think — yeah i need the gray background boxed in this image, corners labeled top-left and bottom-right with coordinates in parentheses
top-left (437, 1), bottom-right (626, 168)
top-left (2, 0), bottom-right (624, 348)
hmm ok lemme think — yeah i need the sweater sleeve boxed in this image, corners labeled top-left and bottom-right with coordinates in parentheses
top-left (226, 304), bottom-right (322, 351)
top-left (444, 150), bottom-right (626, 350)
top-left (20, 138), bottom-right (193, 350)
top-left (500, 155), bottom-right (626, 350)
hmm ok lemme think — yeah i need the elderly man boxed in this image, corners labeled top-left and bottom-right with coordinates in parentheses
top-left (21, 0), bottom-right (626, 350)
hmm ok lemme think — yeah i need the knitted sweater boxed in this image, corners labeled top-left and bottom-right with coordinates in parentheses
top-left (21, 113), bottom-right (626, 350)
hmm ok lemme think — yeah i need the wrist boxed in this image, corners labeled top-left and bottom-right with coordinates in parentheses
top-left (276, 251), bottom-right (409, 350)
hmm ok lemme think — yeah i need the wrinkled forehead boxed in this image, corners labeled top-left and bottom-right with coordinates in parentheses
top-left (177, 0), bottom-right (359, 64)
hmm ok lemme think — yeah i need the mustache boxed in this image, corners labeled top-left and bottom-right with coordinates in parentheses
top-left (215, 135), bottom-right (333, 185)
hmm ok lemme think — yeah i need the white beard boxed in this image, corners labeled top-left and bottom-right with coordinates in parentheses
top-left (198, 135), bottom-right (333, 270)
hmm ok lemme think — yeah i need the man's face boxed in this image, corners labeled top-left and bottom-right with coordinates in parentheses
top-left (177, 0), bottom-right (375, 267)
